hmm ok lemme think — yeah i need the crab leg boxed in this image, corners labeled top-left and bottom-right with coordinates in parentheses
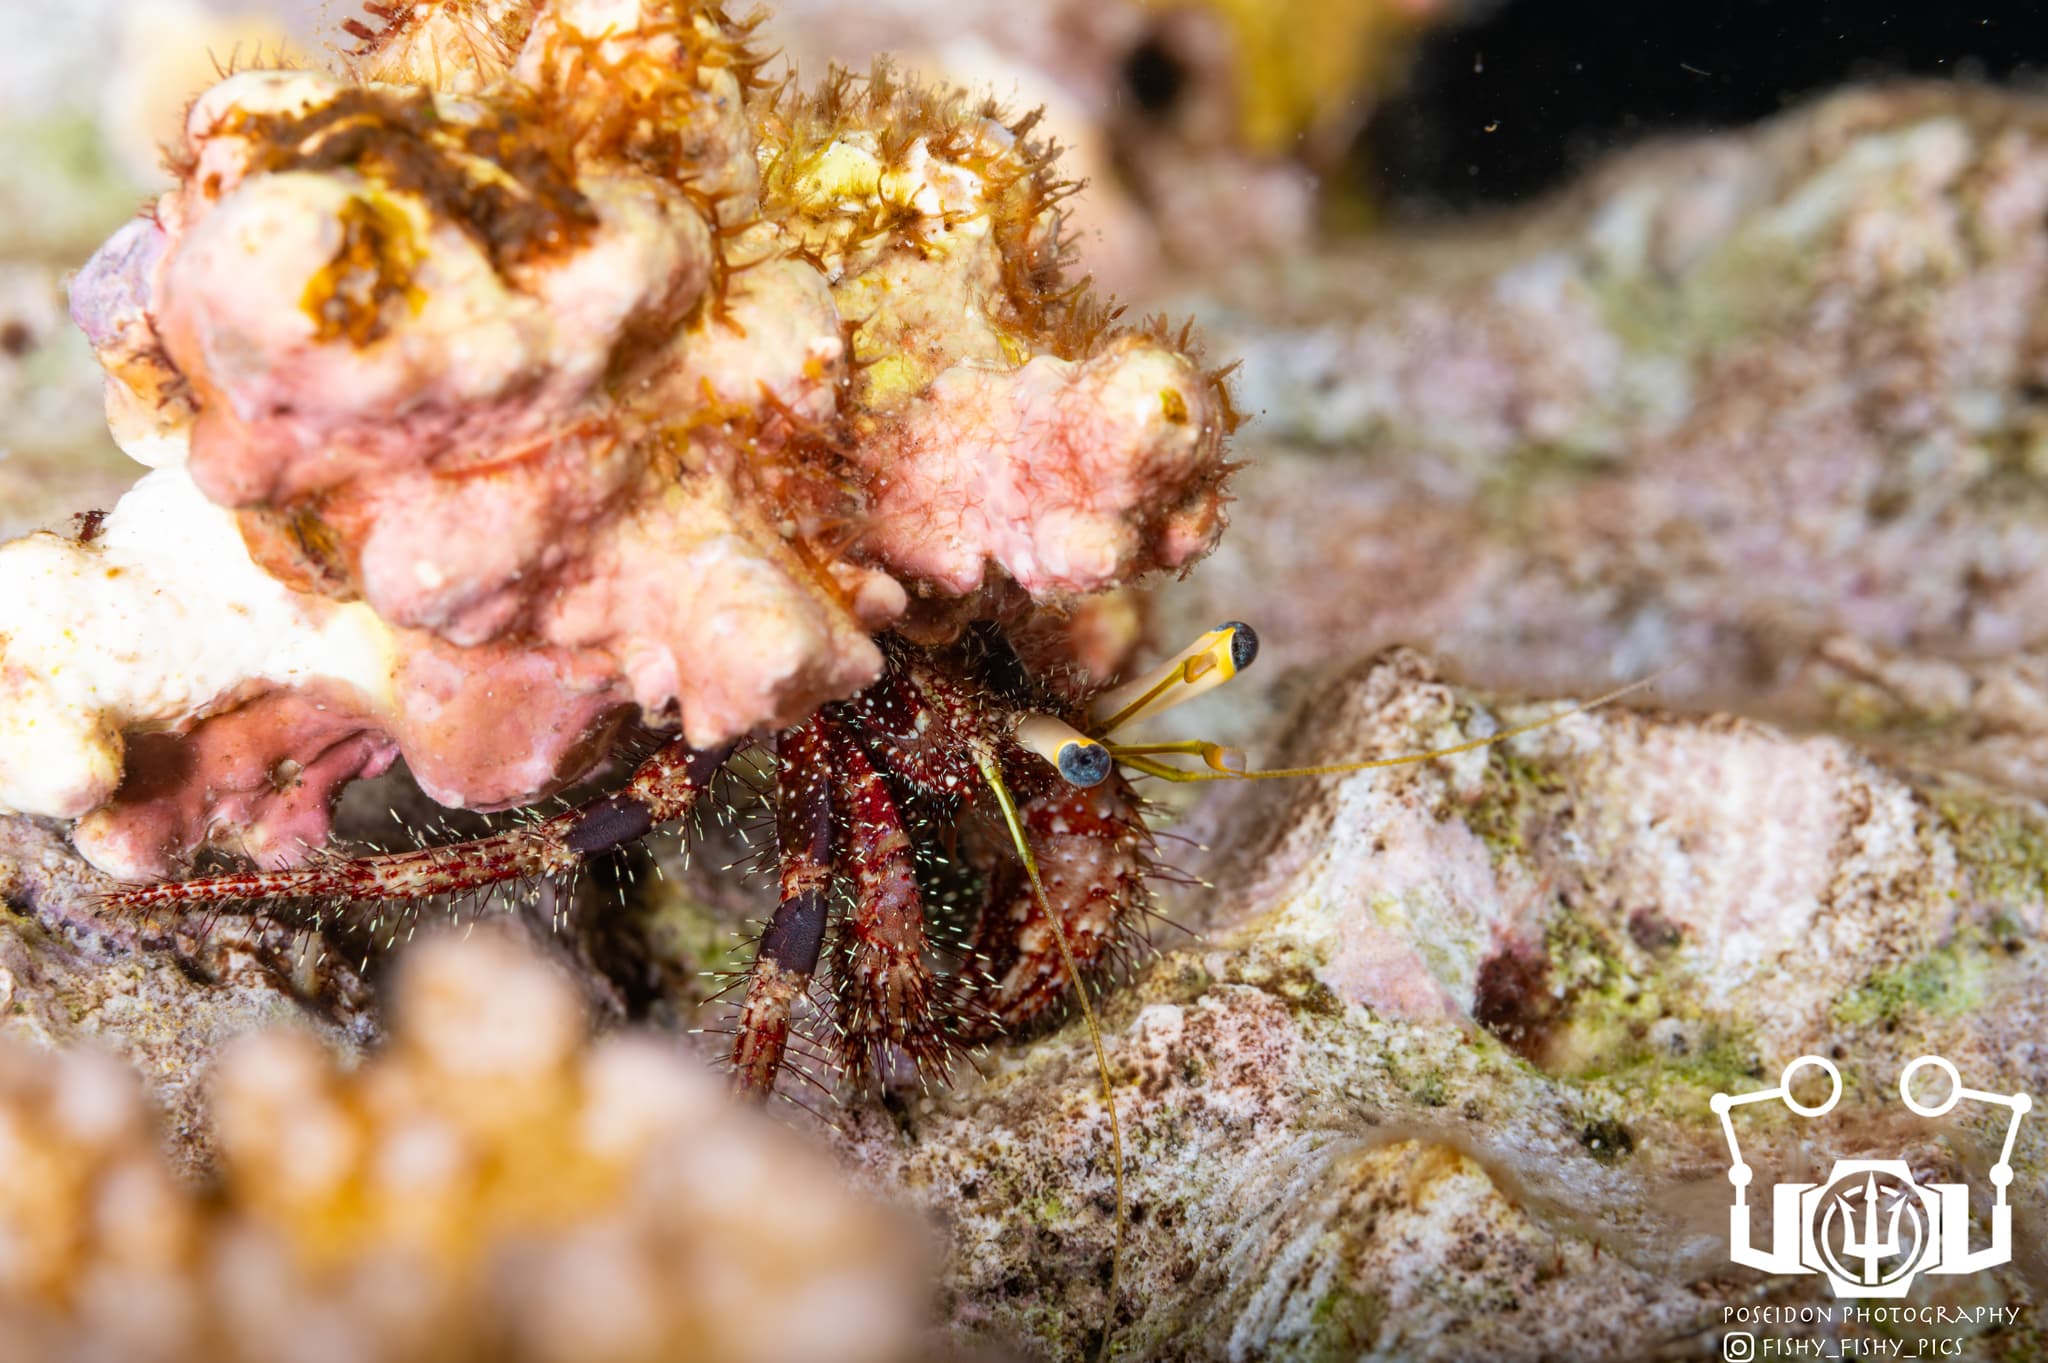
top-left (966, 749), bottom-right (1149, 1031)
top-left (100, 737), bottom-right (730, 912)
top-left (730, 718), bottom-right (834, 1098)
top-left (826, 719), bottom-right (949, 1085)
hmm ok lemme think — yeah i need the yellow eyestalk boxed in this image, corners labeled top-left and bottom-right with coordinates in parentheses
top-left (1090, 620), bottom-right (1259, 737)
top-left (1015, 714), bottom-right (1114, 787)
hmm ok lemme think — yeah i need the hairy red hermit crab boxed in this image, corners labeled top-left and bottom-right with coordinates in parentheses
top-left (1, 0), bottom-right (1652, 1351)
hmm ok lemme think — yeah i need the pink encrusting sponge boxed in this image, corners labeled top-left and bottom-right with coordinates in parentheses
top-left (6, 0), bottom-right (1237, 881)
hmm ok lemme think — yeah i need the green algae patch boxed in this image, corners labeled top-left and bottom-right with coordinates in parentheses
top-left (1410, 1068), bottom-right (1450, 1108)
top-left (1222, 938), bottom-right (1352, 1020)
top-left (1510, 901), bottom-right (1768, 1108)
top-left (1457, 733), bottom-right (1567, 865)
top-left (622, 861), bottom-right (751, 1017)
top-left (1934, 787), bottom-right (2048, 912)
top-left (1026, 1193), bottom-right (1067, 1225)
top-left (1302, 1283), bottom-right (1388, 1362)
top-left (1255, 956), bottom-right (1349, 1020)
top-left (1833, 943), bottom-right (1988, 1028)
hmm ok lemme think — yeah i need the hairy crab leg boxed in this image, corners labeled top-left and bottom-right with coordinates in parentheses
top-left (730, 718), bottom-right (834, 1098)
top-left (837, 656), bottom-right (992, 796)
top-left (99, 737), bottom-right (731, 912)
top-left (825, 718), bottom-right (949, 1085)
top-left (966, 748), bottom-right (1150, 1031)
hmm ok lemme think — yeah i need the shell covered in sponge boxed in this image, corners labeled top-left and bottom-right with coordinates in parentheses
top-left (3, 0), bottom-right (1239, 880)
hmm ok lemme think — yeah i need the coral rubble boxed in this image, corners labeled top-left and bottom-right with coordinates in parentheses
top-left (1, 0), bottom-right (1234, 881)
top-left (0, 928), bottom-right (925, 1363)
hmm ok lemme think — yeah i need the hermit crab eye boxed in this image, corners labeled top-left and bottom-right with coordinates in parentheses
top-left (1016, 714), bottom-right (1113, 787)
top-left (1058, 741), bottom-right (1113, 787)
top-left (1220, 620), bottom-right (1258, 671)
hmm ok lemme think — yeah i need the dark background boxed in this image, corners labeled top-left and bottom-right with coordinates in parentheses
top-left (1359, 0), bottom-right (2048, 215)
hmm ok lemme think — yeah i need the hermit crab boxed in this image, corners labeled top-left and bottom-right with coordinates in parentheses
top-left (16, 0), bottom-right (1251, 1089)
top-left (100, 620), bottom-right (1264, 1093)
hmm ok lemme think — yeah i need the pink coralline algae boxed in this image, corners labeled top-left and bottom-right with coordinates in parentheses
top-left (8, 0), bottom-right (1236, 880)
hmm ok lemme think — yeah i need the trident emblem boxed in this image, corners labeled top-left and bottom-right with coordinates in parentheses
top-left (1836, 1173), bottom-right (1906, 1285)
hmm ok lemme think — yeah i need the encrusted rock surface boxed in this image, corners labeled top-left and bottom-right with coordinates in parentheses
top-left (1162, 84), bottom-right (2048, 798)
top-left (0, 817), bottom-right (373, 1178)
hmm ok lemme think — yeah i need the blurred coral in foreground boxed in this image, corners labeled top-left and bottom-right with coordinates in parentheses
top-left (0, 929), bottom-right (925, 1363)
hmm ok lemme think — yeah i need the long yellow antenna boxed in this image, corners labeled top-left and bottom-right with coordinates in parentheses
top-left (975, 750), bottom-right (1127, 1363)
top-left (1110, 670), bottom-right (1670, 784)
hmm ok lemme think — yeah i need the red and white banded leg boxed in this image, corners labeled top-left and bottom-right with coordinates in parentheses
top-left (730, 717), bottom-right (834, 1098)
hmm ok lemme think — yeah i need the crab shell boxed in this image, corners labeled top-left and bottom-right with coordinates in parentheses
top-left (0, 0), bottom-right (1237, 881)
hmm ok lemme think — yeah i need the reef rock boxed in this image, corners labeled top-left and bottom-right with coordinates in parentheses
top-left (1165, 84), bottom-right (2048, 798)
top-left (0, 817), bottom-right (372, 1178)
